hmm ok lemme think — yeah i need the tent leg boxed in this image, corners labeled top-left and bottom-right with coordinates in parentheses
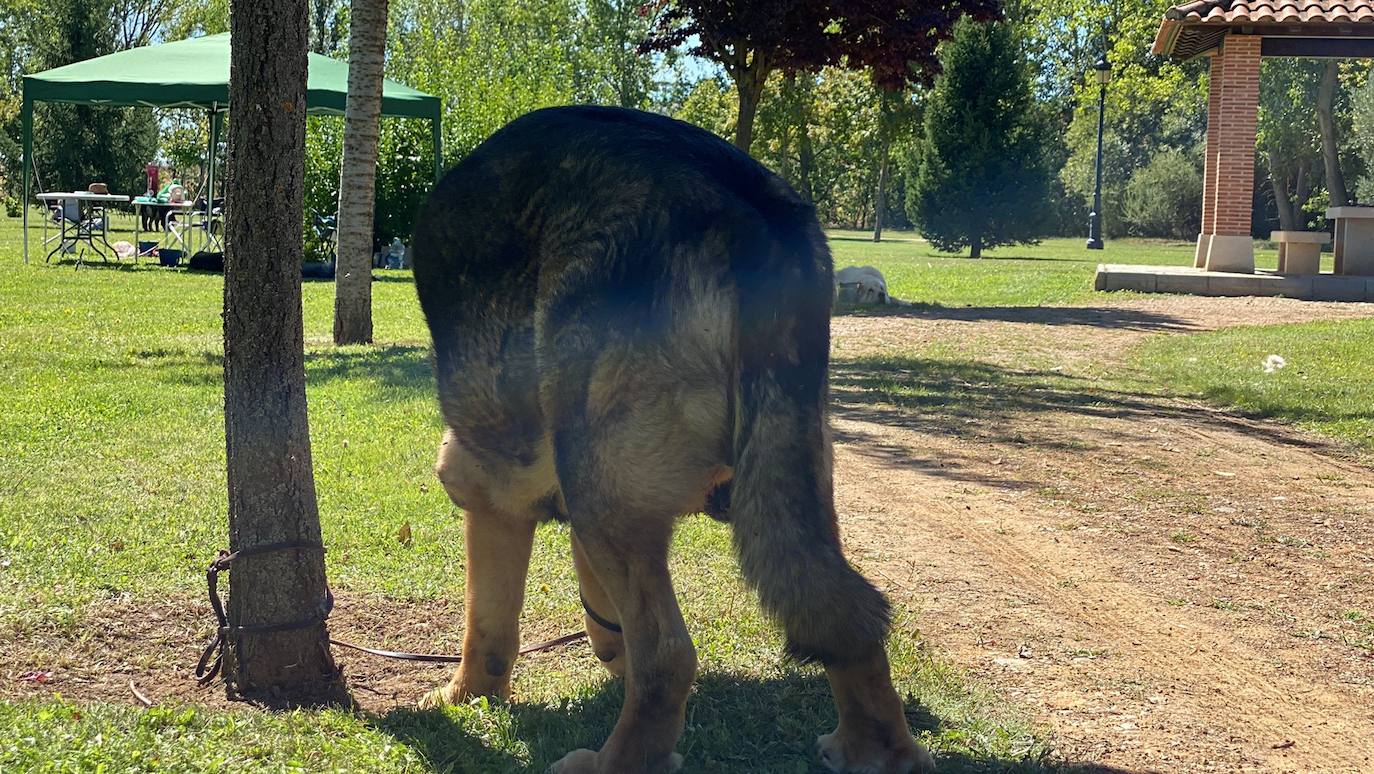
top-left (431, 113), bottom-right (443, 184)
top-left (207, 107), bottom-right (221, 253)
top-left (22, 90), bottom-right (32, 264)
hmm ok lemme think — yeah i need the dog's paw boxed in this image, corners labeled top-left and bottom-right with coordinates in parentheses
top-left (547, 748), bottom-right (598, 774)
top-left (547, 749), bottom-right (682, 774)
top-left (817, 729), bottom-right (934, 774)
top-left (417, 685), bottom-right (455, 710)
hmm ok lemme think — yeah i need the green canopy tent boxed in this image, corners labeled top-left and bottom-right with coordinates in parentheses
top-left (19, 33), bottom-right (443, 263)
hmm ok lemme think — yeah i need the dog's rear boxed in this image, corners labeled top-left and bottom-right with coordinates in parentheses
top-left (412, 106), bottom-right (928, 773)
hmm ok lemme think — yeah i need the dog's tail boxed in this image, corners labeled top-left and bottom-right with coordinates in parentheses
top-left (727, 209), bottom-right (892, 665)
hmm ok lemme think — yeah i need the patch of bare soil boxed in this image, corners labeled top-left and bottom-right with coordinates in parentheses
top-left (0, 593), bottom-right (585, 712)
top-left (831, 296), bottom-right (1374, 773)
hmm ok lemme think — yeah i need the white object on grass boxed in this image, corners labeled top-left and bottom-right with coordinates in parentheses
top-left (835, 265), bottom-right (891, 305)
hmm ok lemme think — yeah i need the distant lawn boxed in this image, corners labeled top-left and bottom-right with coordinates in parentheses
top-left (1135, 318), bottom-right (1374, 453)
top-left (4, 211), bottom-right (1285, 309)
top-left (828, 229), bottom-right (1299, 308)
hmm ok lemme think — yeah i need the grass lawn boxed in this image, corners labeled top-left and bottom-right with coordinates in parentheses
top-left (826, 229), bottom-right (1297, 308)
top-left (1135, 318), bottom-right (1374, 452)
top-left (0, 212), bottom-right (1057, 772)
top-left (3, 207), bottom-right (1368, 771)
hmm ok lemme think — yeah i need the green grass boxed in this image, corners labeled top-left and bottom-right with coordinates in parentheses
top-left (4, 206), bottom-right (1368, 770)
top-left (0, 211), bottom-right (1057, 772)
top-left (1135, 318), bottom-right (1374, 452)
top-left (828, 229), bottom-right (1295, 307)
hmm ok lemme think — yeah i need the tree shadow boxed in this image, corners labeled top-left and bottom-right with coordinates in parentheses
top-left (372, 273), bottom-right (417, 285)
top-left (371, 671), bottom-right (1128, 773)
top-left (40, 256), bottom-right (142, 271)
top-left (303, 344), bottom-right (433, 399)
top-left (829, 234), bottom-right (926, 244)
top-left (90, 343), bottom-right (434, 401)
top-left (834, 304), bottom-right (1198, 334)
top-left (829, 355), bottom-right (1338, 462)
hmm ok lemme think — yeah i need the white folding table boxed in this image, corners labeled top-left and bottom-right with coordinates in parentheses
top-left (36, 192), bottom-right (130, 268)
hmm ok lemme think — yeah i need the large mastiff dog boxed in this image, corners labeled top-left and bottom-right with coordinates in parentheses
top-left (411, 106), bottom-right (929, 774)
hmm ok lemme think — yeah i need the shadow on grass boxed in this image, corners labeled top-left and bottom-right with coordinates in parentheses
top-left (830, 355), bottom-right (1335, 463)
top-left (372, 671), bottom-right (1124, 773)
top-left (304, 344), bottom-right (433, 398)
top-left (372, 273), bottom-right (417, 285)
top-left (835, 304), bottom-right (1197, 334)
top-left (39, 256), bottom-right (143, 271)
top-left (829, 234), bottom-right (927, 244)
top-left (95, 343), bottom-right (434, 400)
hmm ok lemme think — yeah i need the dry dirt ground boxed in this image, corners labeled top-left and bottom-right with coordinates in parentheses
top-left (5, 295), bottom-right (1374, 773)
top-left (831, 296), bottom-right (1374, 773)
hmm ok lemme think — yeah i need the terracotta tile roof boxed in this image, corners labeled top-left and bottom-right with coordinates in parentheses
top-left (1155, 1), bottom-right (1374, 58)
top-left (1167, 1), bottom-right (1374, 24)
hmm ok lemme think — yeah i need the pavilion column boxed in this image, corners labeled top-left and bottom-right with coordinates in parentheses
top-left (1196, 52), bottom-right (1225, 267)
top-left (1204, 34), bottom-right (1261, 273)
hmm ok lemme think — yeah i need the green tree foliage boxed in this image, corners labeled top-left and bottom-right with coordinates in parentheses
top-left (645, 0), bottom-right (997, 151)
top-left (1350, 70), bottom-right (1374, 203)
top-left (1258, 59), bottom-right (1322, 231)
top-left (28, 0), bottom-right (158, 197)
top-left (1121, 149), bottom-right (1201, 239)
top-left (907, 18), bottom-right (1052, 257)
top-left (1029, 0), bottom-right (1207, 237)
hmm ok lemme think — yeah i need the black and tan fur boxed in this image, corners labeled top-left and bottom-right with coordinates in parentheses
top-left (411, 106), bottom-right (931, 774)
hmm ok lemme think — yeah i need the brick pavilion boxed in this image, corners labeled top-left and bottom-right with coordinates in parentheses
top-left (1097, 1), bottom-right (1374, 300)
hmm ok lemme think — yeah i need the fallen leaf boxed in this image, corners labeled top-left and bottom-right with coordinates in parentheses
top-left (396, 522), bottom-right (413, 547)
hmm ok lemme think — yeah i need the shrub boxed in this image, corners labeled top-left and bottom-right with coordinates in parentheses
top-left (1121, 149), bottom-right (1202, 239)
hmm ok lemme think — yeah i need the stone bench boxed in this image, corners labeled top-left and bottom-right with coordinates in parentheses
top-left (1271, 231), bottom-right (1329, 275)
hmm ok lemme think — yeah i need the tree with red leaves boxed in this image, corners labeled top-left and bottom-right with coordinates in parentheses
top-left (643, 0), bottom-right (1001, 151)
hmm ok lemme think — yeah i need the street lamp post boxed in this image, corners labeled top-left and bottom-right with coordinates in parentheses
top-left (1087, 53), bottom-right (1112, 250)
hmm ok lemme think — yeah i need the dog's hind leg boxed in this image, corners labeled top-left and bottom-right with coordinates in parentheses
top-left (550, 522), bottom-right (695, 774)
top-left (572, 531), bottom-right (625, 677)
top-left (421, 503), bottom-right (536, 706)
top-left (421, 435), bottom-right (538, 707)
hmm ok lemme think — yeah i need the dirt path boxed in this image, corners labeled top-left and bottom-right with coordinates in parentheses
top-left (830, 296), bottom-right (1374, 773)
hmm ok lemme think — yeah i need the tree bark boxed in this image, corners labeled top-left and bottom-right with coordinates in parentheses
top-left (333, 0), bottom-right (390, 346)
top-left (777, 73), bottom-right (798, 183)
top-left (223, 0), bottom-right (342, 702)
top-left (795, 74), bottom-right (816, 204)
top-left (872, 93), bottom-right (897, 243)
top-left (1271, 174), bottom-right (1297, 232)
top-left (872, 150), bottom-right (889, 242)
top-left (1318, 61), bottom-right (1349, 208)
top-left (731, 54), bottom-right (769, 152)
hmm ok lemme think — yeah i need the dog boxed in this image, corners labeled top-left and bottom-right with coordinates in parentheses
top-left (410, 106), bottom-right (931, 774)
top-left (835, 265), bottom-right (892, 305)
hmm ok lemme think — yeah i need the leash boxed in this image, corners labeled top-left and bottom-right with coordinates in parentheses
top-left (195, 543), bottom-right (609, 686)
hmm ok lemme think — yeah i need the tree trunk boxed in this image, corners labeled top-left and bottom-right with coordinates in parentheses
top-left (777, 73), bottom-right (798, 183)
top-left (731, 55), bottom-right (768, 153)
top-left (795, 74), bottom-right (816, 204)
top-left (1318, 61), bottom-right (1349, 208)
top-left (873, 92), bottom-right (895, 241)
top-left (1271, 174), bottom-right (1297, 232)
top-left (873, 149), bottom-right (891, 242)
top-left (970, 234), bottom-right (982, 259)
top-left (223, 0), bottom-right (342, 702)
top-left (333, 0), bottom-right (390, 346)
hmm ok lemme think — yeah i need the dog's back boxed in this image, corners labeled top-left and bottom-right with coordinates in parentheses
top-left (410, 107), bottom-right (924, 774)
